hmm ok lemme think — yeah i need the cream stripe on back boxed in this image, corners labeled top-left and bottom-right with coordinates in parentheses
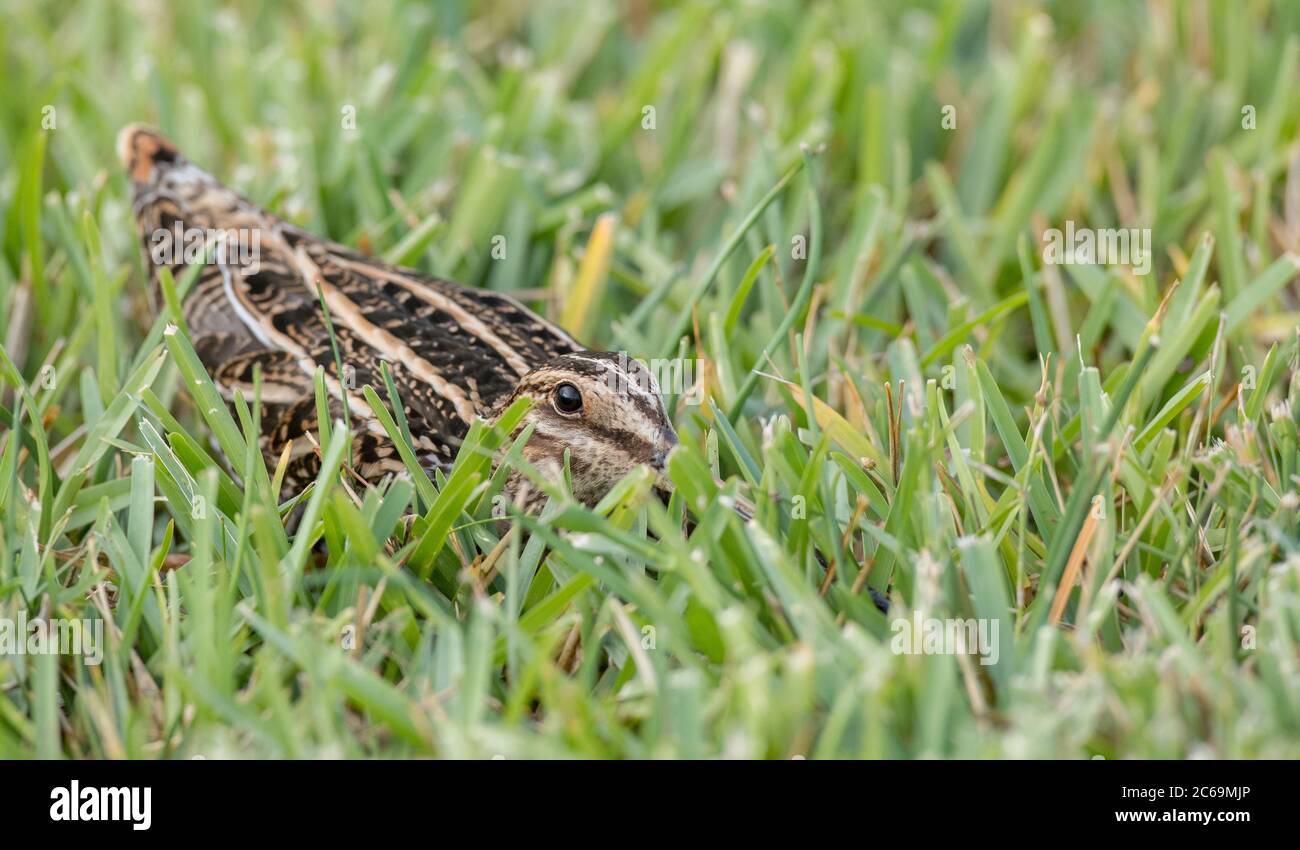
top-left (330, 254), bottom-right (536, 377)
top-left (293, 247), bottom-right (479, 423)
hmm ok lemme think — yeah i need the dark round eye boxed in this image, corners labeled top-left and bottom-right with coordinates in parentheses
top-left (553, 382), bottom-right (583, 414)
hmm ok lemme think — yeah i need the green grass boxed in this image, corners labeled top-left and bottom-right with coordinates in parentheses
top-left (2, 0), bottom-right (1300, 758)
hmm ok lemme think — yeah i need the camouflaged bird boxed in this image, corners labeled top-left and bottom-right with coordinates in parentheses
top-left (118, 124), bottom-right (678, 512)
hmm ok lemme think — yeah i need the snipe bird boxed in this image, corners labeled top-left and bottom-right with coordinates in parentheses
top-left (118, 124), bottom-right (678, 512)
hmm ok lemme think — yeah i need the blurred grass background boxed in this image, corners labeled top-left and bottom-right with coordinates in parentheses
top-left (2, 0), bottom-right (1300, 758)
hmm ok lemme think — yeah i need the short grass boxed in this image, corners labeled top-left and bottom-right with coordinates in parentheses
top-left (2, 0), bottom-right (1300, 758)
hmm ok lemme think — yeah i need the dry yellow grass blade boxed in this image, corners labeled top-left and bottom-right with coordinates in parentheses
top-left (1049, 495), bottom-right (1104, 625)
top-left (780, 380), bottom-right (887, 467)
top-left (560, 212), bottom-right (618, 339)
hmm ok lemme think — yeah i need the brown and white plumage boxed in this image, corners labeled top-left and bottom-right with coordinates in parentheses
top-left (118, 124), bottom-right (677, 507)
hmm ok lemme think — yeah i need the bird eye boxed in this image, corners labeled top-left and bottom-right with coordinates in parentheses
top-left (553, 382), bottom-right (583, 415)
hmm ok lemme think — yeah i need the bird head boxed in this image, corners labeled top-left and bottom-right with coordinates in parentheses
top-left (492, 351), bottom-right (678, 513)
